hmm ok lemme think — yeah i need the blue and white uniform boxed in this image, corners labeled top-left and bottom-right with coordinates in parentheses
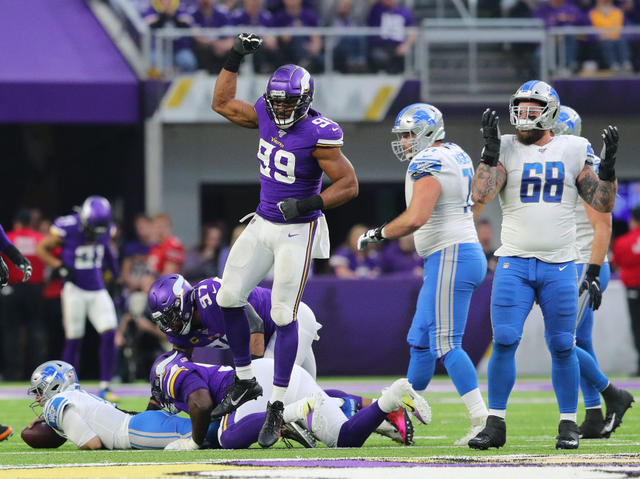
top-left (405, 142), bottom-right (486, 392)
top-left (42, 389), bottom-right (191, 449)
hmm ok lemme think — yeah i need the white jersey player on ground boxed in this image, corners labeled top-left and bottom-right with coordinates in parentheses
top-left (26, 361), bottom-right (192, 450)
top-left (468, 80), bottom-right (619, 450)
top-left (357, 103), bottom-right (488, 445)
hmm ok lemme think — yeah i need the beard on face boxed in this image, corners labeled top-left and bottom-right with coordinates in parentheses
top-left (516, 128), bottom-right (545, 145)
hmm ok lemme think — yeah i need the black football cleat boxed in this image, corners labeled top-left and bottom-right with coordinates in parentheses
top-left (579, 408), bottom-right (609, 439)
top-left (258, 401), bottom-right (284, 448)
top-left (210, 376), bottom-right (263, 418)
top-left (0, 425), bottom-right (13, 442)
top-left (602, 386), bottom-right (634, 435)
top-left (556, 420), bottom-right (579, 449)
top-left (468, 415), bottom-right (506, 450)
top-left (281, 422), bottom-right (316, 448)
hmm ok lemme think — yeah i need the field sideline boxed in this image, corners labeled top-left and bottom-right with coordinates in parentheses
top-left (0, 377), bottom-right (638, 478)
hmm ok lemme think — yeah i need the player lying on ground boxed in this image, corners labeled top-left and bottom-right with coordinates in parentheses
top-left (148, 274), bottom-right (321, 378)
top-left (151, 352), bottom-right (431, 450)
top-left (25, 360), bottom-right (194, 450)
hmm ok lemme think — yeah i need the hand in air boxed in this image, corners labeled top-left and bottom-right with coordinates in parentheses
top-left (232, 33), bottom-right (263, 56)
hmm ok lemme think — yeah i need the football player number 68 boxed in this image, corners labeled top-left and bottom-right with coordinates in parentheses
top-left (257, 138), bottom-right (296, 184)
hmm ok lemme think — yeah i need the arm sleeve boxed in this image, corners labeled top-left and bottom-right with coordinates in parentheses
top-left (0, 225), bottom-right (11, 252)
top-left (59, 406), bottom-right (100, 448)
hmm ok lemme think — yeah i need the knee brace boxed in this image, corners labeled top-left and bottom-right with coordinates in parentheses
top-left (270, 303), bottom-right (295, 327)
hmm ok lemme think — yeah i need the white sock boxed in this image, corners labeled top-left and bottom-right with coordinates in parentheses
top-left (560, 413), bottom-right (577, 423)
top-left (235, 365), bottom-right (253, 380)
top-left (488, 408), bottom-right (506, 419)
top-left (585, 405), bottom-right (602, 410)
top-left (270, 385), bottom-right (287, 403)
top-left (378, 391), bottom-right (397, 413)
top-left (461, 388), bottom-right (488, 418)
top-left (99, 381), bottom-right (109, 390)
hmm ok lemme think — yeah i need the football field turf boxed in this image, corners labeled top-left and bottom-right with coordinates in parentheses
top-left (0, 377), bottom-right (638, 478)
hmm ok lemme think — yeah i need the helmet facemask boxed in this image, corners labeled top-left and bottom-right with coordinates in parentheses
top-left (264, 90), bottom-right (312, 129)
top-left (149, 275), bottom-right (193, 336)
top-left (391, 103), bottom-right (445, 162)
top-left (509, 81), bottom-right (560, 131)
top-left (27, 361), bottom-right (79, 414)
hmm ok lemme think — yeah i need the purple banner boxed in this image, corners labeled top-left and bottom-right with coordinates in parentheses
top-left (194, 273), bottom-right (493, 376)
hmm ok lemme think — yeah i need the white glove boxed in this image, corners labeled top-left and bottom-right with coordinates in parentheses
top-left (164, 437), bottom-right (200, 451)
top-left (357, 226), bottom-right (385, 250)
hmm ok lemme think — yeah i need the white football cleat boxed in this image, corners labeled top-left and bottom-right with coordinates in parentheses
top-left (380, 378), bottom-right (432, 425)
top-left (454, 414), bottom-right (487, 446)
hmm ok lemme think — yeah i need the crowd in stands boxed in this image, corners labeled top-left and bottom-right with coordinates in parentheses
top-left (132, 0), bottom-right (640, 76)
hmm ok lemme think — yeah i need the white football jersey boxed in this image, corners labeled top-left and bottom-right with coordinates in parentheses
top-left (574, 155), bottom-right (609, 265)
top-left (405, 142), bottom-right (479, 258)
top-left (495, 134), bottom-right (595, 263)
top-left (43, 389), bottom-right (131, 449)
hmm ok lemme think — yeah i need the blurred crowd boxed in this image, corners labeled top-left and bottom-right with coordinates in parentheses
top-left (130, 0), bottom-right (640, 76)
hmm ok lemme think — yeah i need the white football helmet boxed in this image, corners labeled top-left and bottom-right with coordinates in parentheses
top-left (552, 105), bottom-right (582, 137)
top-left (28, 360), bottom-right (79, 406)
top-left (391, 103), bottom-right (445, 161)
top-left (509, 80), bottom-right (560, 131)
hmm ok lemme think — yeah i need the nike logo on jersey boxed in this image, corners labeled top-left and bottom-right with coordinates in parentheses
top-left (559, 265), bottom-right (568, 271)
top-left (230, 390), bottom-right (248, 406)
top-left (288, 233), bottom-right (299, 238)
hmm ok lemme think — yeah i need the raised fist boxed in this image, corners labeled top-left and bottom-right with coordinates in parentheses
top-left (232, 33), bottom-right (263, 56)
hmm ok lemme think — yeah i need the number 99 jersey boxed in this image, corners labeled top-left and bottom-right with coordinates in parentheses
top-left (495, 134), bottom-right (595, 263)
top-left (406, 142), bottom-right (479, 258)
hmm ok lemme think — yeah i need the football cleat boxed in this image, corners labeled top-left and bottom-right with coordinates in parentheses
top-left (454, 414), bottom-right (487, 446)
top-left (258, 401), bottom-right (284, 448)
top-left (556, 420), bottom-right (579, 449)
top-left (376, 407), bottom-right (414, 445)
top-left (99, 388), bottom-right (120, 403)
top-left (0, 425), bottom-right (13, 442)
top-left (211, 376), bottom-right (263, 418)
top-left (468, 415), bottom-right (506, 450)
top-left (281, 422), bottom-right (316, 448)
top-left (380, 378), bottom-right (432, 425)
top-left (579, 408), bottom-right (609, 439)
top-left (602, 387), bottom-right (634, 435)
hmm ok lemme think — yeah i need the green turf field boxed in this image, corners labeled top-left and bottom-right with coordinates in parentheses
top-left (0, 377), bottom-right (637, 467)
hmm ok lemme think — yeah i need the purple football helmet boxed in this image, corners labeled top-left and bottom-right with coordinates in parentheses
top-left (79, 195), bottom-right (112, 241)
top-left (148, 274), bottom-right (194, 335)
top-left (263, 64), bottom-right (314, 129)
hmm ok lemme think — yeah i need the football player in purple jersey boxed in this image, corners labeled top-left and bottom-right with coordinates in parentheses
top-left (36, 196), bottom-right (120, 401)
top-left (150, 351), bottom-right (430, 450)
top-left (147, 274), bottom-right (321, 378)
top-left (211, 33), bottom-right (359, 447)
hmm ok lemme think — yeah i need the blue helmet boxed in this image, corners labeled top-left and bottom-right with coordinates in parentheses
top-left (148, 274), bottom-right (194, 335)
top-left (391, 103), bottom-right (445, 161)
top-left (264, 64), bottom-right (314, 129)
top-left (79, 195), bottom-right (112, 241)
top-left (28, 360), bottom-right (79, 406)
top-left (552, 105), bottom-right (582, 137)
top-left (509, 80), bottom-right (560, 131)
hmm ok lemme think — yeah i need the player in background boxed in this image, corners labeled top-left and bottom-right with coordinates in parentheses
top-left (0, 222), bottom-right (33, 442)
top-left (150, 351), bottom-right (430, 450)
top-left (26, 360), bottom-right (194, 450)
top-left (552, 106), bottom-right (634, 438)
top-left (357, 103), bottom-right (489, 446)
top-left (36, 196), bottom-right (120, 401)
top-left (147, 274), bottom-right (321, 378)
top-left (468, 81), bottom-right (618, 450)
top-left (211, 33), bottom-right (358, 447)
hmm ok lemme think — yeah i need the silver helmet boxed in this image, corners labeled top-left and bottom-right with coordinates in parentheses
top-left (509, 80), bottom-right (560, 131)
top-left (391, 103), bottom-right (445, 162)
top-left (28, 360), bottom-right (79, 406)
top-left (552, 105), bottom-right (582, 137)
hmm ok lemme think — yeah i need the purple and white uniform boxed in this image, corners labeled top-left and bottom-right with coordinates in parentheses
top-left (168, 277), bottom-right (321, 378)
top-left (50, 214), bottom-right (118, 339)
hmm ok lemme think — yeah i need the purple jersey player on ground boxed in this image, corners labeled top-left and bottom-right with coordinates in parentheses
top-left (147, 274), bottom-right (321, 378)
top-left (37, 196), bottom-right (120, 401)
top-left (150, 351), bottom-right (430, 450)
top-left (211, 33), bottom-right (359, 448)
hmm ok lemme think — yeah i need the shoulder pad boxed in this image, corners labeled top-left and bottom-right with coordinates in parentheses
top-left (43, 395), bottom-right (70, 432)
top-left (408, 157), bottom-right (442, 180)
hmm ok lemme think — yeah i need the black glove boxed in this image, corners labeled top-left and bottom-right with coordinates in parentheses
top-left (480, 109), bottom-right (501, 167)
top-left (232, 33), bottom-right (263, 56)
top-left (598, 125), bottom-right (618, 182)
top-left (579, 264), bottom-right (602, 311)
top-left (0, 257), bottom-right (8, 289)
top-left (277, 195), bottom-right (324, 222)
top-left (52, 264), bottom-right (74, 281)
top-left (3, 244), bottom-right (31, 282)
top-left (357, 224), bottom-right (386, 250)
